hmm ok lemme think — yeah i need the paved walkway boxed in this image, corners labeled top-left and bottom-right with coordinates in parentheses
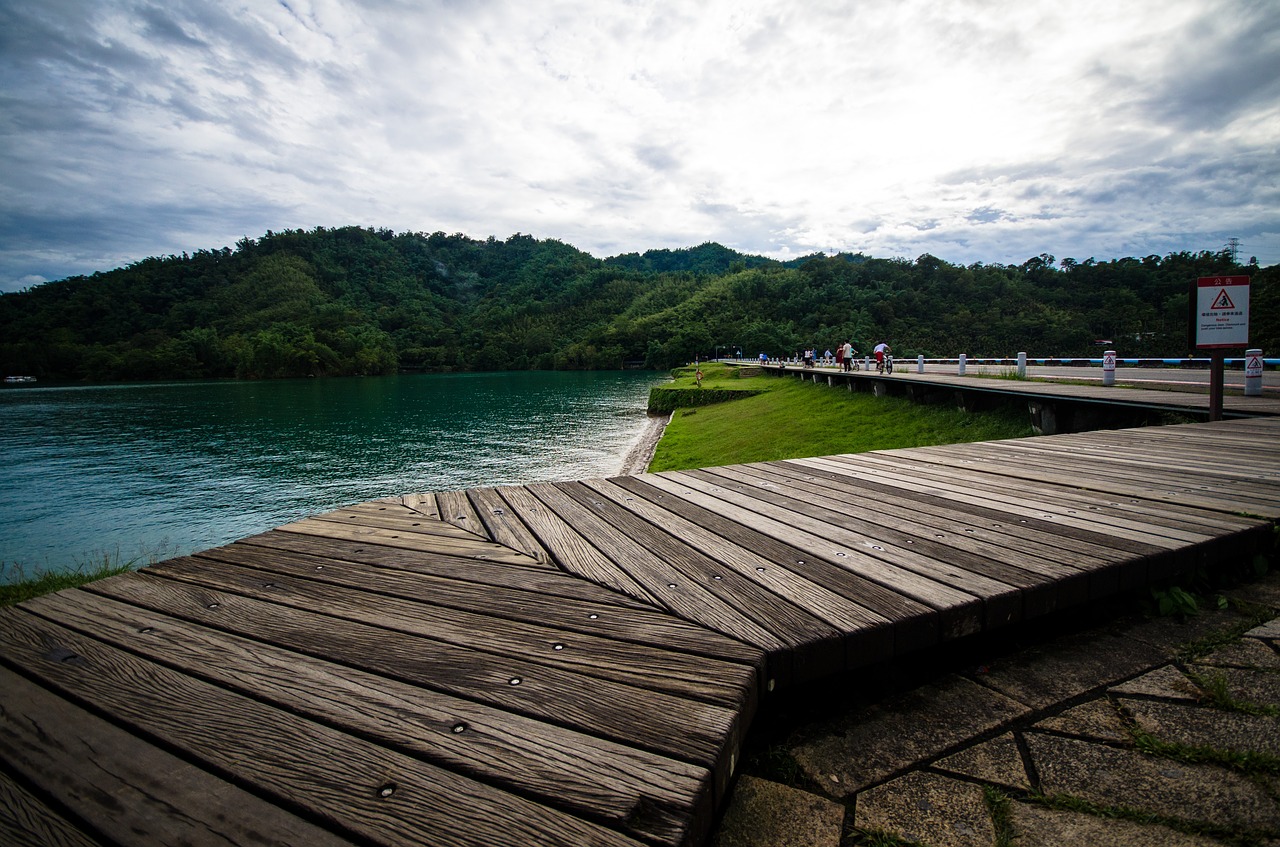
top-left (713, 570), bottom-right (1280, 847)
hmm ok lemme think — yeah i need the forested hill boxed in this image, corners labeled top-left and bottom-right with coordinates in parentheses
top-left (1, 226), bottom-right (1275, 382)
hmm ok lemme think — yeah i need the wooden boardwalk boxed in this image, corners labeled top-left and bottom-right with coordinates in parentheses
top-left (3, 418), bottom-right (1279, 846)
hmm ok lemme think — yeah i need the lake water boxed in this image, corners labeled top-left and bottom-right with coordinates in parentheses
top-left (0, 371), bottom-right (666, 583)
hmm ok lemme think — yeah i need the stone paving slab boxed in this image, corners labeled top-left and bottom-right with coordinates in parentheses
top-left (1109, 663), bottom-right (1204, 700)
top-left (968, 628), bottom-right (1171, 709)
top-left (714, 572), bottom-right (1280, 846)
top-left (788, 674), bottom-right (1028, 797)
top-left (1008, 802), bottom-right (1227, 847)
top-left (853, 771), bottom-right (993, 847)
top-left (1025, 731), bottom-right (1280, 829)
top-left (1195, 638), bottom-right (1280, 670)
top-left (1121, 697), bottom-right (1280, 756)
top-left (711, 776), bottom-right (844, 847)
top-left (1032, 697), bottom-right (1132, 744)
top-left (932, 732), bottom-right (1031, 792)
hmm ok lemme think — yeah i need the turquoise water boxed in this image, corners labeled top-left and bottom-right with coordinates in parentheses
top-left (0, 371), bottom-right (666, 582)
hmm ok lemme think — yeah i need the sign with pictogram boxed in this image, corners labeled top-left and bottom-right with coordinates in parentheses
top-left (1195, 275), bottom-right (1250, 349)
top-left (1102, 352), bottom-right (1116, 370)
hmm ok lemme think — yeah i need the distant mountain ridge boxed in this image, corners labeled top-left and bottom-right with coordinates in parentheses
top-left (1, 226), bottom-right (1273, 381)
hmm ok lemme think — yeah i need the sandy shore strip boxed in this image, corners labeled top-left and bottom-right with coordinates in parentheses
top-left (618, 412), bottom-right (672, 475)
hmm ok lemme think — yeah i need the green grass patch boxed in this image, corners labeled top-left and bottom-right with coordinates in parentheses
top-left (649, 372), bottom-right (1034, 472)
top-left (1, 557), bottom-right (136, 607)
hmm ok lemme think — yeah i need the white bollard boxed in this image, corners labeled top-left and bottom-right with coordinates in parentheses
top-left (917, 354), bottom-right (925, 374)
top-left (864, 356), bottom-right (872, 372)
top-left (1245, 348), bottom-right (1263, 396)
top-left (958, 354), bottom-right (967, 376)
top-left (1103, 349), bottom-right (1116, 386)
top-left (1017, 352), bottom-right (1027, 379)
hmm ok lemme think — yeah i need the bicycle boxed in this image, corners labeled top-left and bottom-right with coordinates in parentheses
top-left (877, 352), bottom-right (893, 374)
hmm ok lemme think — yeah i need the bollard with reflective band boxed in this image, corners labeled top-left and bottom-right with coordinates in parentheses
top-left (1245, 349), bottom-right (1263, 397)
top-left (958, 354), bottom-right (967, 376)
top-left (1103, 350), bottom-right (1116, 386)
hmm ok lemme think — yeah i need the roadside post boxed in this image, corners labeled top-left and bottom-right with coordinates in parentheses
top-left (958, 354), bottom-right (967, 376)
top-left (917, 354), bottom-right (925, 374)
top-left (1245, 349), bottom-right (1264, 397)
top-left (1192, 275), bottom-right (1251, 421)
top-left (1103, 350), bottom-right (1116, 386)
top-left (1017, 352), bottom-right (1027, 378)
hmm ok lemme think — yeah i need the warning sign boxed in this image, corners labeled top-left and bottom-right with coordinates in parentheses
top-left (1195, 275), bottom-right (1250, 349)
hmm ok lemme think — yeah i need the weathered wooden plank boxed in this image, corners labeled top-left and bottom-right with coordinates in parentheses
top-left (191, 544), bottom-right (765, 667)
top-left (0, 610), bottom-right (647, 847)
top-left (401, 491), bottom-right (440, 518)
top-left (852, 450), bottom-right (1258, 538)
top-left (237, 530), bottom-right (634, 603)
top-left (637, 472), bottom-right (986, 641)
top-left (86, 571), bottom-right (753, 765)
top-left (580, 477), bottom-right (897, 665)
top-left (524, 482), bottom-right (794, 658)
top-left (26, 589), bottom-right (714, 847)
top-left (0, 768), bottom-right (101, 847)
top-left (436, 488), bottom-right (488, 537)
top-left (467, 485), bottom-right (554, 564)
top-left (903, 441), bottom-right (1280, 517)
top-left (770, 458), bottom-right (1130, 598)
top-left (555, 480), bottom-right (848, 684)
top-left (608, 474), bottom-right (937, 660)
top-left (274, 516), bottom-right (535, 564)
top-left (0, 658), bottom-right (357, 847)
top-left (725, 462), bottom-right (1093, 616)
top-left (330, 502), bottom-right (496, 540)
top-left (139, 557), bottom-right (758, 708)
top-left (809, 453), bottom-right (1195, 551)
top-left (496, 484), bottom-right (662, 604)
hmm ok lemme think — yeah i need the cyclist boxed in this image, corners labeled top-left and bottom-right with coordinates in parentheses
top-left (874, 341), bottom-right (891, 374)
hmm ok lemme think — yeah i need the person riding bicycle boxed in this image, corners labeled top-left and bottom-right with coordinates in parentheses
top-left (874, 341), bottom-right (891, 374)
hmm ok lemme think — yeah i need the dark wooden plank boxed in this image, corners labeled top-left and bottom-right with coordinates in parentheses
top-left (0, 609), bottom-right (646, 847)
top-left (192, 543), bottom-right (766, 668)
top-left (140, 556), bottom-right (758, 708)
top-left (0, 658), bottom-right (357, 847)
top-left (400, 491), bottom-right (440, 518)
top-left (237, 530), bottom-right (642, 605)
top-left (638, 471), bottom-right (987, 642)
top-left (903, 442), bottom-right (1280, 525)
top-left (608, 474), bottom-right (938, 660)
top-left (85, 572), bottom-right (751, 773)
top-left (523, 482), bottom-right (794, 658)
top-left (0, 768), bottom-right (102, 847)
top-left (274, 516), bottom-right (536, 564)
top-left (496, 484), bottom-right (662, 604)
top-left (26, 589), bottom-right (713, 847)
top-left (436, 488), bottom-right (487, 537)
top-left (556, 480), bottom-right (848, 685)
top-left (809, 453), bottom-right (1192, 551)
top-left (723, 462), bottom-right (1093, 616)
top-left (581, 477), bottom-right (897, 667)
top-left (334, 501), bottom-right (493, 540)
top-left (467, 486), bottom-right (555, 564)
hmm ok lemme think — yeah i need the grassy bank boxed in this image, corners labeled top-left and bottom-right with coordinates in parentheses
top-left (649, 363), bottom-right (1034, 472)
top-left (1, 558), bottom-right (135, 607)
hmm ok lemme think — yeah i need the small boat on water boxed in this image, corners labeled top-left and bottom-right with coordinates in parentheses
top-left (3, 375), bottom-right (37, 384)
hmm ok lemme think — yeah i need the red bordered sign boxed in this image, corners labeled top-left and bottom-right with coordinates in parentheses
top-left (1195, 275), bottom-right (1250, 349)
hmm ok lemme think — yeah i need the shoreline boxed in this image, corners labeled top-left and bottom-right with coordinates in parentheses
top-left (618, 412), bottom-right (671, 475)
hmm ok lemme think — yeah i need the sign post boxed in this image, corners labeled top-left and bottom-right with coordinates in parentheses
top-left (1245, 349), bottom-right (1264, 397)
top-left (1102, 350), bottom-right (1116, 386)
top-left (1194, 275), bottom-right (1251, 421)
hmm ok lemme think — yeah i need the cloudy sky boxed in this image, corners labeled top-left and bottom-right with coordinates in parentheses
top-left (1, 0), bottom-right (1278, 293)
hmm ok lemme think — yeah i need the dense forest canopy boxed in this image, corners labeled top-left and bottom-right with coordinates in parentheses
top-left (1, 226), bottom-right (1275, 381)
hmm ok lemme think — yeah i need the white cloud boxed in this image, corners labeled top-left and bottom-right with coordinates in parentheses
top-left (1, 0), bottom-right (1277, 292)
